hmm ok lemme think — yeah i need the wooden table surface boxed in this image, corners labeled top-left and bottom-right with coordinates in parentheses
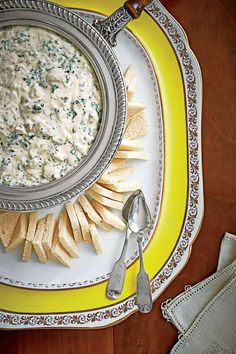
top-left (1, 0), bottom-right (236, 353)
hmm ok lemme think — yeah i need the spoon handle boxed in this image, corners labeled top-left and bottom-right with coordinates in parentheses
top-left (106, 229), bottom-right (130, 299)
top-left (137, 240), bottom-right (153, 313)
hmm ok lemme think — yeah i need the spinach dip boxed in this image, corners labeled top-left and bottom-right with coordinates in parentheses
top-left (0, 26), bottom-right (102, 187)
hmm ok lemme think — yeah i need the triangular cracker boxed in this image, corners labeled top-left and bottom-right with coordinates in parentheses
top-left (100, 182), bottom-right (142, 193)
top-left (0, 212), bottom-right (21, 247)
top-left (119, 138), bottom-right (144, 151)
top-left (128, 102), bottom-right (145, 118)
top-left (33, 217), bottom-right (48, 263)
top-left (124, 110), bottom-right (148, 139)
top-left (51, 226), bottom-right (71, 268)
top-left (89, 222), bottom-right (103, 255)
top-left (115, 151), bottom-right (149, 160)
top-left (77, 195), bottom-right (101, 225)
top-left (42, 213), bottom-right (56, 260)
top-left (86, 189), bottom-right (124, 211)
top-left (92, 201), bottom-right (126, 231)
top-left (6, 213), bottom-right (28, 252)
top-left (74, 203), bottom-right (91, 244)
top-left (22, 212), bottom-right (38, 262)
top-left (98, 167), bottom-right (134, 185)
top-left (65, 202), bottom-right (82, 243)
top-left (58, 211), bottom-right (79, 258)
top-left (90, 183), bottom-right (126, 202)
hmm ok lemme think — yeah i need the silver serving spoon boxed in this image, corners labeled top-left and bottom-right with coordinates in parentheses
top-left (128, 195), bottom-right (153, 313)
top-left (106, 189), bottom-right (144, 299)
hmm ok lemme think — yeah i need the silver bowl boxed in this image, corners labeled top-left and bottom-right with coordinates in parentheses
top-left (0, 0), bottom-right (126, 211)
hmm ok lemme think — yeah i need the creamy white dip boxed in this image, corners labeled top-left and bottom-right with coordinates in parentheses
top-left (0, 26), bottom-right (102, 187)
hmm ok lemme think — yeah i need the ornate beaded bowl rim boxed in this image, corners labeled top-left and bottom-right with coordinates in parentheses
top-left (0, 0), bottom-right (127, 211)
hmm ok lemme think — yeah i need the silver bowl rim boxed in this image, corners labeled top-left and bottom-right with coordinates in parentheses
top-left (0, 0), bottom-right (127, 211)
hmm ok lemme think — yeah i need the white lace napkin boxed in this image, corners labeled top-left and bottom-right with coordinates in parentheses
top-left (161, 233), bottom-right (236, 353)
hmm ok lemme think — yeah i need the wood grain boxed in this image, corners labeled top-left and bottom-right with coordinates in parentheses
top-left (0, 1), bottom-right (236, 353)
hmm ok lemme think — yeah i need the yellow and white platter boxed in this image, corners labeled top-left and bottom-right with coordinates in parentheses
top-left (0, 0), bottom-right (203, 329)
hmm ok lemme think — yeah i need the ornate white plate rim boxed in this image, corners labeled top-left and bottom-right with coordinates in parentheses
top-left (0, 0), bottom-right (204, 329)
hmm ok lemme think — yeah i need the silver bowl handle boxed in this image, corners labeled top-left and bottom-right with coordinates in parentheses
top-left (93, 0), bottom-right (153, 47)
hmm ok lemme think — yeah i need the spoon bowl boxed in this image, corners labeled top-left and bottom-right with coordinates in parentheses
top-left (128, 195), bottom-right (151, 234)
top-left (122, 189), bottom-right (144, 222)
